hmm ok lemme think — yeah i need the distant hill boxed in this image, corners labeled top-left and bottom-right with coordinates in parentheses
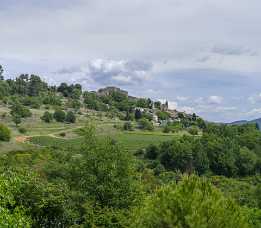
top-left (229, 118), bottom-right (261, 130)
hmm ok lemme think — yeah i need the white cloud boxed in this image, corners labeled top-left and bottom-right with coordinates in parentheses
top-left (176, 96), bottom-right (189, 102)
top-left (248, 93), bottom-right (261, 104)
top-left (245, 108), bottom-right (261, 116)
top-left (207, 96), bottom-right (223, 105)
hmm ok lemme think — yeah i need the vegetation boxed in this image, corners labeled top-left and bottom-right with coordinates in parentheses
top-left (0, 124), bottom-right (11, 141)
top-left (133, 175), bottom-right (251, 228)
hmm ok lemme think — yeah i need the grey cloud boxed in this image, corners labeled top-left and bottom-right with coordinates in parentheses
top-left (54, 59), bottom-right (153, 86)
top-left (211, 45), bottom-right (258, 56)
top-left (55, 66), bottom-right (83, 74)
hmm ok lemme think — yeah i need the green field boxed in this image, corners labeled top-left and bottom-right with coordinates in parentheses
top-left (29, 131), bottom-right (179, 152)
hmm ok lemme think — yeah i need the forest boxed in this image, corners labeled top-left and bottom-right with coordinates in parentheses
top-left (0, 66), bottom-right (260, 227)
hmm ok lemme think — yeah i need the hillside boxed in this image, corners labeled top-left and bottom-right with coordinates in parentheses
top-left (230, 118), bottom-right (261, 129)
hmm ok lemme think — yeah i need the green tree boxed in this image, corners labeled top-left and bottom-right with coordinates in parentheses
top-left (41, 111), bottom-right (53, 123)
top-left (65, 111), bottom-right (76, 123)
top-left (145, 144), bottom-right (159, 160)
top-left (138, 118), bottom-right (154, 131)
top-left (159, 138), bottom-right (193, 173)
top-left (12, 114), bottom-right (22, 127)
top-left (10, 101), bottom-right (32, 118)
top-left (135, 109), bottom-right (142, 120)
top-left (0, 65), bottom-right (3, 80)
top-left (132, 175), bottom-right (250, 228)
top-left (236, 147), bottom-right (257, 176)
top-left (0, 124), bottom-right (11, 141)
top-left (53, 110), bottom-right (66, 122)
top-left (69, 125), bottom-right (141, 226)
top-left (0, 173), bottom-right (31, 227)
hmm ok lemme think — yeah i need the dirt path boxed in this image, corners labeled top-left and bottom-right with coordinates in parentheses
top-left (15, 136), bottom-right (31, 143)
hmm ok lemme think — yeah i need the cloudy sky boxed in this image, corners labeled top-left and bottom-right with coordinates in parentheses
top-left (1, 0), bottom-right (261, 122)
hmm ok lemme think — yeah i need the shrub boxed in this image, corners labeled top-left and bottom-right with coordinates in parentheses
top-left (41, 111), bottom-right (53, 123)
top-left (188, 127), bottom-right (199, 135)
top-left (59, 132), bottom-right (66, 137)
top-left (18, 127), bottom-right (27, 134)
top-left (123, 122), bottom-right (133, 131)
top-left (0, 124), bottom-right (11, 141)
top-left (53, 110), bottom-right (66, 122)
top-left (163, 125), bottom-right (171, 133)
top-left (65, 111), bottom-right (76, 123)
top-left (138, 118), bottom-right (154, 131)
top-left (10, 101), bottom-right (32, 118)
top-left (144, 144), bottom-right (159, 160)
top-left (156, 111), bottom-right (170, 120)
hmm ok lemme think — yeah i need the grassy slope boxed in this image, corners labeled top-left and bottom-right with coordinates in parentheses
top-left (1, 105), bottom-right (184, 153)
top-left (29, 131), bottom-right (179, 152)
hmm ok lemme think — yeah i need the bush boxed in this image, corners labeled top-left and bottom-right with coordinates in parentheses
top-left (0, 124), bottom-right (11, 141)
top-left (188, 127), bottom-right (199, 135)
top-left (65, 111), bottom-right (76, 123)
top-left (59, 132), bottom-right (66, 137)
top-left (18, 127), bottom-right (27, 134)
top-left (41, 111), bottom-right (53, 123)
top-left (163, 125), bottom-right (171, 133)
top-left (156, 111), bottom-right (170, 120)
top-left (53, 110), bottom-right (66, 122)
top-left (144, 144), bottom-right (159, 160)
top-left (138, 118), bottom-right (154, 131)
top-left (10, 101), bottom-right (32, 118)
top-left (123, 122), bottom-right (133, 131)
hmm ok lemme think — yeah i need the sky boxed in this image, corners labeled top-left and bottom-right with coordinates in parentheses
top-left (1, 0), bottom-right (261, 122)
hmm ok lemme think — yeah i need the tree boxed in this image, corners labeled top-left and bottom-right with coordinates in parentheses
top-left (145, 144), bottom-right (159, 160)
top-left (0, 124), bottom-right (11, 141)
top-left (12, 114), bottom-right (22, 127)
top-left (10, 101), bottom-right (32, 118)
top-left (0, 173), bottom-right (31, 227)
top-left (138, 118), bottom-right (154, 131)
top-left (65, 111), bottom-right (76, 123)
top-left (154, 101), bottom-right (161, 109)
top-left (156, 111), bottom-right (170, 120)
top-left (0, 65), bottom-right (3, 80)
top-left (69, 125), bottom-right (141, 227)
top-left (27, 75), bottom-right (47, 96)
top-left (41, 111), bottom-right (53, 123)
top-left (53, 110), bottom-right (66, 122)
top-left (236, 147), bottom-right (257, 176)
top-left (132, 175), bottom-right (250, 228)
top-left (159, 139), bottom-right (193, 173)
top-left (135, 109), bottom-right (142, 120)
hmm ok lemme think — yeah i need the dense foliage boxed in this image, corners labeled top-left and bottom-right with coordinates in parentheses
top-left (0, 124), bottom-right (11, 141)
top-left (144, 123), bottom-right (261, 177)
top-left (133, 175), bottom-right (251, 228)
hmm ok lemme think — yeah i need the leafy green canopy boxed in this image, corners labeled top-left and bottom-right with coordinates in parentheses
top-left (133, 175), bottom-right (250, 228)
top-left (0, 173), bottom-right (31, 227)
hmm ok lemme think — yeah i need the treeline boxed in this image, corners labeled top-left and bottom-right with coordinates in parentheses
top-left (142, 123), bottom-right (261, 177)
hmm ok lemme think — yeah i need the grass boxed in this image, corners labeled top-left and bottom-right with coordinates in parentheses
top-left (29, 130), bottom-right (179, 152)
top-left (0, 139), bottom-right (35, 153)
